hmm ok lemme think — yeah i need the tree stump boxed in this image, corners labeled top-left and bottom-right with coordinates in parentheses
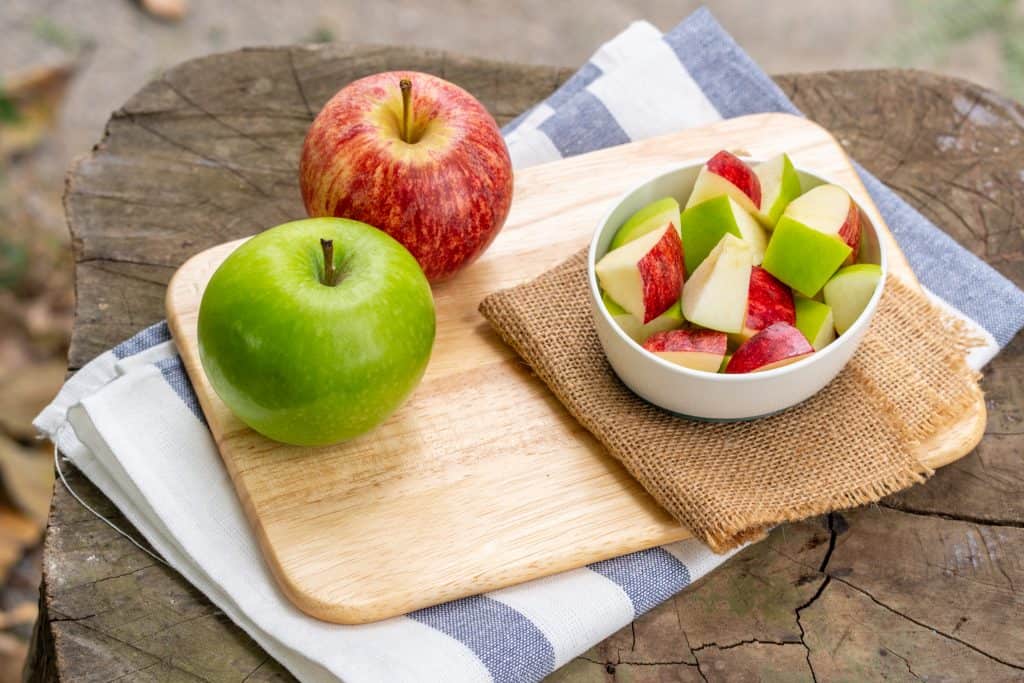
top-left (27, 44), bottom-right (1024, 681)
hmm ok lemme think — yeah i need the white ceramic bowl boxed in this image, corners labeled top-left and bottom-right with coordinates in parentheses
top-left (588, 160), bottom-right (888, 420)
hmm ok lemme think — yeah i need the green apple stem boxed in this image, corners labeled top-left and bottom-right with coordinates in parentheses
top-left (320, 238), bottom-right (337, 286)
top-left (399, 78), bottom-right (412, 143)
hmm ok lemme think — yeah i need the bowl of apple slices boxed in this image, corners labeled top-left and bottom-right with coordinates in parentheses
top-left (589, 151), bottom-right (887, 420)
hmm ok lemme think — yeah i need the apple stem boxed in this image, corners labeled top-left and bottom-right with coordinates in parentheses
top-left (399, 78), bottom-right (412, 143)
top-left (320, 238), bottom-right (337, 286)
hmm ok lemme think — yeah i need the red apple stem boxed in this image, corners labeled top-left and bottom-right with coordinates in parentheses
top-left (320, 238), bottom-right (337, 286)
top-left (399, 78), bottom-right (412, 143)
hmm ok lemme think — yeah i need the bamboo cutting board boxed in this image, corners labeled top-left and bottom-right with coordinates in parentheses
top-left (166, 113), bottom-right (985, 624)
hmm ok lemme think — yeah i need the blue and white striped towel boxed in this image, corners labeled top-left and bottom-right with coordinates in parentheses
top-left (35, 8), bottom-right (1024, 683)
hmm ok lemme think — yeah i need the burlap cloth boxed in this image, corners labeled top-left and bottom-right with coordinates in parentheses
top-left (479, 250), bottom-right (984, 552)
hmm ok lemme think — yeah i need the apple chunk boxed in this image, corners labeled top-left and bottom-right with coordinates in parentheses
top-left (732, 266), bottom-right (795, 342)
top-left (642, 328), bottom-right (727, 373)
top-left (754, 153), bottom-right (801, 227)
top-left (783, 184), bottom-right (860, 256)
top-left (793, 297), bottom-right (836, 350)
top-left (681, 234), bottom-right (753, 334)
top-left (611, 197), bottom-right (681, 250)
top-left (685, 151), bottom-right (761, 214)
top-left (725, 322), bottom-right (814, 374)
top-left (681, 195), bottom-right (767, 273)
top-left (762, 218), bottom-right (852, 298)
top-left (596, 225), bottom-right (684, 324)
top-left (823, 264), bottom-right (882, 334)
top-left (603, 291), bottom-right (683, 343)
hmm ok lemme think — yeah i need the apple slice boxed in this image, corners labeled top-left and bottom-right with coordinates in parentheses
top-left (610, 197), bottom-right (681, 250)
top-left (762, 218), bottom-right (852, 298)
top-left (754, 153), bottom-right (801, 227)
top-left (793, 297), bottom-right (836, 350)
top-left (685, 151), bottom-right (761, 214)
top-left (681, 234), bottom-right (753, 334)
top-left (719, 353), bottom-right (732, 373)
top-left (642, 328), bottom-right (727, 373)
top-left (596, 225), bottom-right (684, 324)
top-left (724, 322), bottom-right (814, 374)
top-left (822, 264), bottom-right (882, 334)
top-left (680, 195), bottom-right (767, 273)
top-left (731, 266), bottom-right (795, 343)
top-left (783, 184), bottom-right (860, 255)
top-left (603, 291), bottom-right (683, 343)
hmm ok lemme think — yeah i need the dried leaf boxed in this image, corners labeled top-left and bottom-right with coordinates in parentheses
top-left (0, 360), bottom-right (65, 440)
top-left (0, 62), bottom-right (76, 159)
top-left (0, 436), bottom-right (54, 526)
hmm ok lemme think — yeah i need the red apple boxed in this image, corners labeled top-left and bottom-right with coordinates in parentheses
top-left (725, 322), bottom-right (814, 374)
top-left (299, 71), bottom-right (513, 281)
top-left (734, 266), bottom-right (796, 341)
top-left (643, 328), bottom-right (727, 373)
top-left (596, 225), bottom-right (683, 324)
top-left (707, 151), bottom-right (761, 207)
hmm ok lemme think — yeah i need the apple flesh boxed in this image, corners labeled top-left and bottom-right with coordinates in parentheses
top-left (197, 218), bottom-right (436, 446)
top-left (762, 217), bottom-right (852, 298)
top-left (685, 151), bottom-right (761, 214)
top-left (823, 263), bottom-right (882, 334)
top-left (725, 322), bottom-right (814, 374)
top-left (611, 197), bottom-right (681, 250)
top-left (732, 266), bottom-right (795, 343)
top-left (596, 225), bottom-right (684, 324)
top-left (299, 71), bottom-right (513, 281)
top-left (754, 153), bottom-right (801, 227)
top-left (603, 291), bottom-right (683, 343)
top-left (681, 234), bottom-right (753, 334)
top-left (642, 328), bottom-right (727, 373)
top-left (680, 195), bottom-right (767, 273)
top-left (793, 297), bottom-right (836, 350)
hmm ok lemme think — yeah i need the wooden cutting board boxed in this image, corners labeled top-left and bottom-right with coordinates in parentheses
top-left (165, 113), bottom-right (986, 624)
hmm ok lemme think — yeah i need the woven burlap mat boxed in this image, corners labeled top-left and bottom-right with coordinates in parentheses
top-left (479, 249), bottom-right (983, 552)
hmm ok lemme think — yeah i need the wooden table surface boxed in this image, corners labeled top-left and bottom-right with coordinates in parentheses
top-left (26, 45), bottom-right (1024, 682)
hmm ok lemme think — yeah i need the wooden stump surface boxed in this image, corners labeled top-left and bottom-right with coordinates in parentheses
top-left (27, 44), bottom-right (1024, 682)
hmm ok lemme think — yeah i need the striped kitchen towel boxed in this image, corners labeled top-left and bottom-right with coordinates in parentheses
top-left (34, 8), bottom-right (1024, 683)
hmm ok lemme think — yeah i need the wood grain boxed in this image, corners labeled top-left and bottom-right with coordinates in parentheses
top-left (165, 113), bottom-right (985, 624)
top-left (33, 48), bottom-right (1024, 681)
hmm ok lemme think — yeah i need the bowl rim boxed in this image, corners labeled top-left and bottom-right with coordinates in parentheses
top-left (587, 156), bottom-right (889, 382)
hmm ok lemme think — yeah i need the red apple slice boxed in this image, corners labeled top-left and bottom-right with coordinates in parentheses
top-left (783, 184), bottom-right (860, 259)
top-left (685, 151), bottom-right (761, 214)
top-left (642, 328), bottom-right (727, 373)
top-left (595, 225), bottom-right (684, 324)
top-left (725, 322), bottom-right (814, 374)
top-left (732, 266), bottom-right (796, 342)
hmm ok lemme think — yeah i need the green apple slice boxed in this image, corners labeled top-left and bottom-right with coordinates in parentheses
top-left (823, 264), bottom-right (882, 334)
top-left (680, 195), bottom-right (766, 274)
top-left (719, 353), bottom-right (732, 373)
top-left (793, 297), bottom-right (836, 350)
top-left (762, 217), bottom-right (852, 297)
top-left (602, 291), bottom-right (683, 343)
top-left (610, 197), bottom-right (681, 250)
top-left (754, 153), bottom-right (801, 227)
top-left (681, 234), bottom-right (753, 334)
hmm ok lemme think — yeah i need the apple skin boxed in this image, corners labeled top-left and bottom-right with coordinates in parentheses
top-left (794, 297), bottom-right (836, 351)
top-left (681, 195), bottom-right (766, 274)
top-left (725, 322), bottom-right (814, 374)
top-left (197, 218), bottom-right (436, 446)
top-left (762, 218), bottom-right (852, 298)
top-left (707, 150), bottom-right (761, 207)
top-left (299, 71), bottom-right (513, 281)
top-left (823, 263), bottom-right (882, 335)
top-left (642, 327), bottom-right (727, 373)
top-left (735, 266), bottom-right (795, 341)
top-left (611, 197), bottom-right (681, 251)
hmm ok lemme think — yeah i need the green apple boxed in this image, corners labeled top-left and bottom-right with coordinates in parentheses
top-left (603, 291), bottom-right (683, 343)
top-left (719, 353), bottom-right (732, 373)
top-left (762, 218), bottom-right (852, 297)
top-left (680, 195), bottom-right (766, 274)
top-left (681, 234), bottom-right (753, 334)
top-left (754, 153), bottom-right (801, 227)
top-left (198, 218), bottom-right (436, 446)
top-left (793, 298), bottom-right (836, 350)
top-left (823, 263), bottom-right (882, 334)
top-left (610, 197), bottom-right (681, 250)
